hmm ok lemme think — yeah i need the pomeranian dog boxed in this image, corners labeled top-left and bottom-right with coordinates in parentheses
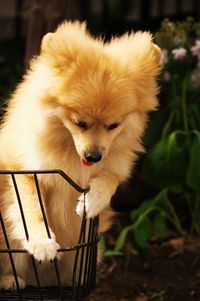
top-left (0, 21), bottom-right (160, 289)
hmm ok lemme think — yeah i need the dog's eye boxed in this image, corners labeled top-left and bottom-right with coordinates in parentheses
top-left (107, 123), bottom-right (119, 131)
top-left (75, 120), bottom-right (88, 130)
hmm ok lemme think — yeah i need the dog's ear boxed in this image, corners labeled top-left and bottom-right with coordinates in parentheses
top-left (41, 32), bottom-right (54, 53)
top-left (107, 32), bottom-right (161, 74)
top-left (40, 21), bottom-right (89, 70)
top-left (106, 32), bottom-right (161, 112)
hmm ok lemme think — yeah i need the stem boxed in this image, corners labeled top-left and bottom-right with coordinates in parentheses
top-left (162, 110), bottom-right (175, 138)
top-left (165, 200), bottom-right (185, 235)
top-left (182, 77), bottom-right (189, 132)
top-left (133, 207), bottom-right (157, 229)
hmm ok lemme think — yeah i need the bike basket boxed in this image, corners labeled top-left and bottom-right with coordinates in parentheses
top-left (0, 170), bottom-right (99, 301)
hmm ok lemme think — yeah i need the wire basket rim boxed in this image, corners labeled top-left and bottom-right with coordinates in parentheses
top-left (0, 169), bottom-right (90, 193)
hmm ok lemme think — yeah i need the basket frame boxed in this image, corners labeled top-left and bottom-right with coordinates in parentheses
top-left (0, 169), bottom-right (99, 301)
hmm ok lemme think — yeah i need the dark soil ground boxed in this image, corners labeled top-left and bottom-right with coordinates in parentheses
top-left (86, 236), bottom-right (200, 301)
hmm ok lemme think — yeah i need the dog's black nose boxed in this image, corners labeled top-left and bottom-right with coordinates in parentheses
top-left (84, 151), bottom-right (102, 163)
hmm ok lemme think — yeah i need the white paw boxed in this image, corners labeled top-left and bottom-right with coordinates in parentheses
top-left (76, 193), bottom-right (86, 217)
top-left (0, 275), bottom-right (26, 290)
top-left (76, 187), bottom-right (111, 218)
top-left (25, 237), bottom-right (60, 262)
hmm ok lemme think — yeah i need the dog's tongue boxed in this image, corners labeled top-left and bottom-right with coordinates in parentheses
top-left (81, 158), bottom-right (94, 167)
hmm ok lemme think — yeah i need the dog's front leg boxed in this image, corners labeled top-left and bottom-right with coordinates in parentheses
top-left (6, 175), bottom-right (59, 262)
top-left (76, 171), bottom-right (119, 218)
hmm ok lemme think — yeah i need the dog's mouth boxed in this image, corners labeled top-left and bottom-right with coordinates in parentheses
top-left (81, 158), bottom-right (94, 167)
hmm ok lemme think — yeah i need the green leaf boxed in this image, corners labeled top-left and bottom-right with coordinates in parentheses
top-left (186, 136), bottom-right (200, 192)
top-left (153, 213), bottom-right (168, 239)
top-left (104, 250), bottom-right (123, 257)
top-left (143, 133), bottom-right (187, 193)
top-left (131, 189), bottom-right (168, 221)
top-left (114, 225), bottom-right (132, 251)
top-left (134, 216), bottom-right (152, 248)
top-left (131, 199), bottom-right (156, 221)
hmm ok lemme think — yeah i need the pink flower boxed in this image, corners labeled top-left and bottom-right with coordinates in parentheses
top-left (191, 40), bottom-right (200, 60)
top-left (160, 49), bottom-right (168, 66)
top-left (172, 47), bottom-right (187, 60)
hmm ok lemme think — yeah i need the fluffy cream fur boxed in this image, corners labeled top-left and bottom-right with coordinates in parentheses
top-left (0, 21), bottom-right (160, 288)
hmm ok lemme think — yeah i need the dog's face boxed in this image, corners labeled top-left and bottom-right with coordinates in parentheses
top-left (39, 21), bottom-right (161, 166)
top-left (53, 68), bottom-right (136, 166)
top-left (61, 108), bottom-right (123, 166)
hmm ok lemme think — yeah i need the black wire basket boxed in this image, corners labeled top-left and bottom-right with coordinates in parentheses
top-left (0, 170), bottom-right (99, 301)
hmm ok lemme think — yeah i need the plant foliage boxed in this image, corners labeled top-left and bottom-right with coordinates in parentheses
top-left (112, 18), bottom-right (200, 255)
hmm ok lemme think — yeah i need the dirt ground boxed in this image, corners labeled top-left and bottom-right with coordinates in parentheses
top-left (86, 236), bottom-right (200, 301)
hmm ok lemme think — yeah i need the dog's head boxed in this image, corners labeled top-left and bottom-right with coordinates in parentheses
top-left (38, 21), bottom-right (161, 166)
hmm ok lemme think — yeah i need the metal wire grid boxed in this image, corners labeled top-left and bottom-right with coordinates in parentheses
top-left (0, 170), bottom-right (99, 301)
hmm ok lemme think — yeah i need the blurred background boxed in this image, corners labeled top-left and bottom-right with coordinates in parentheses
top-left (0, 0), bottom-right (200, 255)
top-left (0, 0), bottom-right (199, 100)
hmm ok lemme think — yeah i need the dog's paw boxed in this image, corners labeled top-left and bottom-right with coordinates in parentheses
top-left (76, 187), bottom-right (111, 218)
top-left (76, 193), bottom-right (86, 217)
top-left (25, 237), bottom-right (60, 262)
top-left (0, 275), bottom-right (26, 290)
